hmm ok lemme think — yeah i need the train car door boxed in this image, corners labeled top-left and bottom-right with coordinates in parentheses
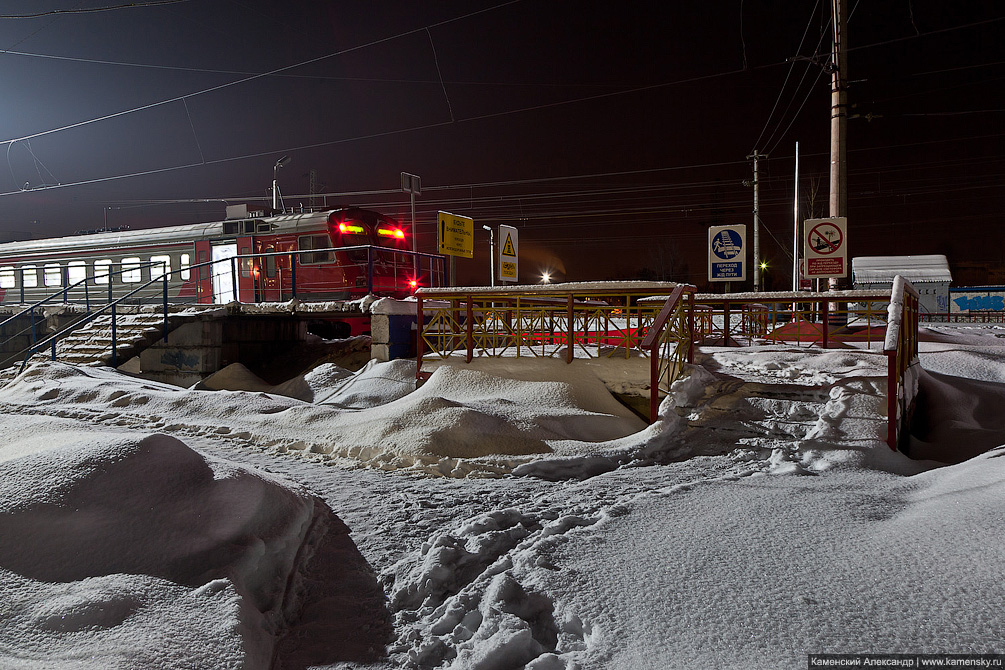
top-left (235, 236), bottom-right (255, 303)
top-left (195, 240), bottom-right (212, 304)
top-left (254, 238), bottom-right (295, 302)
top-left (211, 242), bottom-right (238, 303)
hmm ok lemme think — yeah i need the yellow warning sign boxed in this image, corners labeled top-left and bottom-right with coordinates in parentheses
top-left (501, 234), bottom-right (516, 258)
top-left (497, 224), bottom-right (518, 282)
top-left (436, 211), bottom-right (474, 258)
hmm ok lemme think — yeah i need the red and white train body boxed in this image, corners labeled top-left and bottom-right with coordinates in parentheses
top-left (0, 207), bottom-right (439, 306)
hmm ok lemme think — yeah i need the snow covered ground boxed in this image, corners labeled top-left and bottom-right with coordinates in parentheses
top-left (1, 323), bottom-right (1004, 669)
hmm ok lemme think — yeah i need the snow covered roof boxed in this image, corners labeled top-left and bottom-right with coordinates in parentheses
top-left (852, 255), bottom-right (952, 284)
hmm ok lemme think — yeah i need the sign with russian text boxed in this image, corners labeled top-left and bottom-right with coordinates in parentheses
top-left (437, 211), bottom-right (474, 258)
top-left (803, 217), bottom-right (847, 278)
top-left (708, 225), bottom-right (746, 282)
top-left (498, 224), bottom-right (518, 282)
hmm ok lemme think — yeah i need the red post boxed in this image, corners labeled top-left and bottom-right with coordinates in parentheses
top-left (822, 299), bottom-right (829, 349)
top-left (567, 294), bottom-right (575, 363)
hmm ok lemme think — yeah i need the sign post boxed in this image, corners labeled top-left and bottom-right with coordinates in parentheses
top-left (498, 225), bottom-right (518, 283)
top-left (401, 172), bottom-right (421, 276)
top-left (803, 217), bottom-right (848, 279)
top-left (708, 225), bottom-right (747, 285)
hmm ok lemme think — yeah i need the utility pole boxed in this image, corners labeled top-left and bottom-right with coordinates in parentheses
top-left (828, 0), bottom-right (848, 292)
top-left (748, 150), bottom-right (767, 291)
top-left (793, 141), bottom-right (800, 292)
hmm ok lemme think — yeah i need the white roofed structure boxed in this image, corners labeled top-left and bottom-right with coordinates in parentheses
top-left (852, 255), bottom-right (952, 315)
top-left (852, 255), bottom-right (952, 285)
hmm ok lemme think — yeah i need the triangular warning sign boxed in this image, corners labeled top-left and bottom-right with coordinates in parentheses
top-left (501, 233), bottom-right (516, 257)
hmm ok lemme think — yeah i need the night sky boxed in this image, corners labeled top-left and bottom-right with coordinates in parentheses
top-left (0, 0), bottom-right (1002, 288)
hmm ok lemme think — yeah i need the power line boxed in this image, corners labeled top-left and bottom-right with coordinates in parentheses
top-left (0, 1), bottom-right (188, 19)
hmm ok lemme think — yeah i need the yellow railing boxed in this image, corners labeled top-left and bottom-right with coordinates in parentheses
top-left (416, 284), bottom-right (692, 366)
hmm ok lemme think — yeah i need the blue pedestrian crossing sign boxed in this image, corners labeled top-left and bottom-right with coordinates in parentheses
top-left (708, 224), bottom-right (747, 282)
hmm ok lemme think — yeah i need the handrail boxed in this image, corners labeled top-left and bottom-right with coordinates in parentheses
top-left (19, 272), bottom-right (170, 372)
top-left (640, 285), bottom-right (695, 422)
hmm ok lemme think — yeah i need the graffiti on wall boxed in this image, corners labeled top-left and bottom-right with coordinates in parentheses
top-left (951, 289), bottom-right (1005, 313)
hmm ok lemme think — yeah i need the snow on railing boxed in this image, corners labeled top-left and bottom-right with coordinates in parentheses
top-left (884, 275), bottom-right (921, 451)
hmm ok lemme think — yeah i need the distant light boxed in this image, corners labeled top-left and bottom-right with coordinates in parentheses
top-left (760, 261), bottom-right (768, 270)
top-left (541, 272), bottom-right (551, 283)
top-left (409, 279), bottom-right (418, 290)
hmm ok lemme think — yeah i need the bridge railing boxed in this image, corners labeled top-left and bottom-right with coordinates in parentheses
top-left (690, 290), bottom-right (902, 349)
top-left (884, 276), bottom-right (921, 451)
top-left (415, 282), bottom-right (697, 420)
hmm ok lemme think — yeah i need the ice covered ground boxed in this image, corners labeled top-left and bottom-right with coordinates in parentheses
top-left (0, 323), bottom-right (1004, 669)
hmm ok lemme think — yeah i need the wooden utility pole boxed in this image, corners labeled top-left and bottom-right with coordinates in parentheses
top-left (828, 0), bottom-right (848, 291)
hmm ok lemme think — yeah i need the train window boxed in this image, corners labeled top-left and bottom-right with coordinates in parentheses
top-left (150, 255), bottom-right (171, 279)
top-left (94, 260), bottom-right (112, 284)
top-left (298, 234), bottom-right (334, 264)
top-left (122, 257), bottom-right (141, 283)
top-left (0, 266), bottom-right (14, 288)
top-left (198, 250), bottom-right (208, 280)
top-left (44, 264), bottom-right (62, 287)
top-left (180, 253), bottom-right (191, 280)
top-left (68, 261), bottom-right (87, 285)
top-left (22, 265), bottom-right (38, 288)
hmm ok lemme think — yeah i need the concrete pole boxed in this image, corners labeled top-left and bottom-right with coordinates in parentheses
top-left (828, 0), bottom-right (848, 291)
top-left (749, 150), bottom-right (766, 291)
top-left (793, 141), bottom-right (800, 292)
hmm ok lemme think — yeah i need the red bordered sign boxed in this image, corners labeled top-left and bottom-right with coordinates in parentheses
top-left (803, 217), bottom-right (847, 278)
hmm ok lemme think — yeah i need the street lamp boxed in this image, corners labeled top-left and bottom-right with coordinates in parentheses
top-left (272, 155), bottom-right (291, 212)
top-left (482, 225), bottom-right (495, 287)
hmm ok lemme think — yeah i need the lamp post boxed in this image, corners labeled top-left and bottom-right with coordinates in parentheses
top-left (483, 225), bottom-right (495, 287)
top-left (272, 155), bottom-right (291, 213)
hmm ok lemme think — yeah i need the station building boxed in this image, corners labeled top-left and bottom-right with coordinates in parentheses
top-left (851, 255), bottom-right (952, 315)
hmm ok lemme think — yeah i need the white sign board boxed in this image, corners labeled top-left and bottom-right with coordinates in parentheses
top-left (498, 225), bottom-right (518, 282)
top-left (708, 224), bottom-right (746, 282)
top-left (804, 217), bottom-right (848, 278)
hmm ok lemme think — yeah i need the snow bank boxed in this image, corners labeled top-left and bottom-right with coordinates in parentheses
top-left (0, 414), bottom-right (324, 669)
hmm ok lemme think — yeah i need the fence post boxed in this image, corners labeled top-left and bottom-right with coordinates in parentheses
top-left (466, 296), bottom-right (474, 363)
top-left (415, 294), bottom-right (425, 379)
top-left (567, 295), bottom-right (575, 363)
top-left (822, 299), bottom-right (830, 349)
top-left (231, 257), bottom-right (238, 303)
top-left (111, 303), bottom-right (118, 368)
top-left (162, 274), bottom-right (169, 344)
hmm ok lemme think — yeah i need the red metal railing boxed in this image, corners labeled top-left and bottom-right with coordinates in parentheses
top-left (884, 276), bottom-right (921, 451)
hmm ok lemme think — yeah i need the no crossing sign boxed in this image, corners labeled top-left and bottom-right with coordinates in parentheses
top-left (803, 217), bottom-right (848, 278)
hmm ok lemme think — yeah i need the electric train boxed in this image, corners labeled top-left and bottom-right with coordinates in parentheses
top-left (0, 207), bottom-right (442, 306)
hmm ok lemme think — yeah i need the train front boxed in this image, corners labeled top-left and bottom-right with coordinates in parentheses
top-left (327, 209), bottom-right (436, 298)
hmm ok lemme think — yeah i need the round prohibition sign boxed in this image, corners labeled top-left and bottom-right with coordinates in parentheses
top-left (808, 222), bottom-right (843, 255)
